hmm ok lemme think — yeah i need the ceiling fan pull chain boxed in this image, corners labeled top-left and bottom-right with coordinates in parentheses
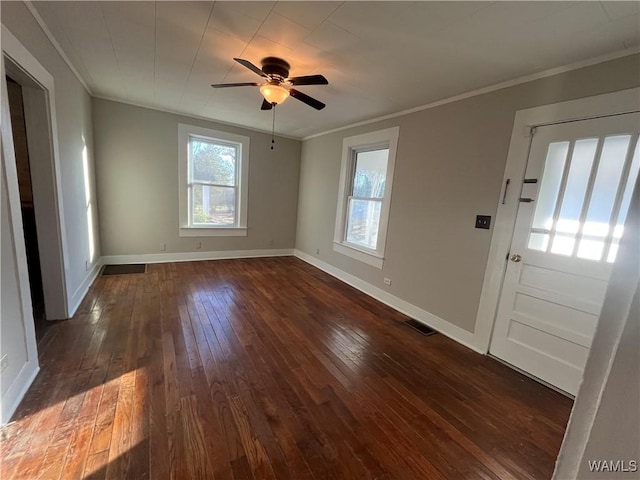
top-left (271, 104), bottom-right (276, 150)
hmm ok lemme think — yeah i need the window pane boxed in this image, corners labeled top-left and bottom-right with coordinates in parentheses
top-left (191, 138), bottom-right (236, 186)
top-left (583, 135), bottom-right (630, 232)
top-left (578, 135), bottom-right (631, 261)
top-left (352, 149), bottom-right (388, 198)
top-left (346, 199), bottom-right (381, 249)
top-left (551, 233), bottom-right (576, 256)
top-left (192, 184), bottom-right (236, 225)
top-left (551, 138), bottom-right (598, 254)
top-left (607, 137), bottom-right (640, 263)
top-left (531, 142), bottom-right (569, 230)
top-left (528, 233), bottom-right (550, 252)
top-left (607, 242), bottom-right (619, 264)
top-left (577, 239), bottom-right (605, 261)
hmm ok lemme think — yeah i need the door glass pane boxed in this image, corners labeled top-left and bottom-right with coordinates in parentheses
top-left (577, 239), bottom-right (605, 261)
top-left (191, 138), bottom-right (237, 186)
top-left (528, 233), bottom-right (550, 252)
top-left (192, 184), bottom-right (236, 225)
top-left (551, 234), bottom-right (576, 257)
top-left (531, 142), bottom-right (569, 231)
top-left (578, 135), bottom-right (631, 260)
top-left (551, 138), bottom-right (598, 255)
top-left (346, 199), bottom-right (381, 249)
top-left (607, 137), bottom-right (640, 263)
top-left (352, 149), bottom-right (388, 198)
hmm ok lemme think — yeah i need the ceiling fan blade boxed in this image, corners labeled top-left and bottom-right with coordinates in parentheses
top-left (234, 58), bottom-right (267, 77)
top-left (211, 82), bottom-right (260, 88)
top-left (288, 74), bottom-right (329, 86)
top-left (289, 88), bottom-right (326, 110)
top-left (261, 99), bottom-right (273, 110)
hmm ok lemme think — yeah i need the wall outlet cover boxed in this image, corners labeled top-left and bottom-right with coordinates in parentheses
top-left (475, 215), bottom-right (491, 229)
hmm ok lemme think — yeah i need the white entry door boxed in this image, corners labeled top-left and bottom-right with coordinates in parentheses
top-left (490, 112), bottom-right (640, 396)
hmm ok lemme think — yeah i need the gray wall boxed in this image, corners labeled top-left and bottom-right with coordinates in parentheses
top-left (92, 99), bottom-right (301, 256)
top-left (296, 54), bottom-right (640, 333)
top-left (2, 1), bottom-right (101, 300)
top-left (579, 287), bottom-right (639, 478)
top-left (554, 178), bottom-right (639, 479)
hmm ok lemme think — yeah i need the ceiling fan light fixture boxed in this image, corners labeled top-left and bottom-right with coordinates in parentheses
top-left (260, 84), bottom-right (289, 105)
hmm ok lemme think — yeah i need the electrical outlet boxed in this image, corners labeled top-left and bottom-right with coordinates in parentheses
top-left (160, 243), bottom-right (166, 251)
top-left (316, 248), bottom-right (320, 255)
top-left (0, 355), bottom-right (8, 373)
top-left (383, 278), bottom-right (391, 286)
top-left (195, 241), bottom-right (202, 250)
top-left (268, 240), bottom-right (274, 247)
top-left (85, 259), bottom-right (90, 272)
top-left (475, 215), bottom-right (491, 229)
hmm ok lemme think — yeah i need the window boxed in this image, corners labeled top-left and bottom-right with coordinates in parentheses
top-left (178, 124), bottom-right (249, 237)
top-left (334, 127), bottom-right (399, 268)
top-left (527, 134), bottom-right (639, 263)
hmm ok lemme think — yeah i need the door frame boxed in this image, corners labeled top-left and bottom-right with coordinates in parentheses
top-left (475, 87), bottom-right (640, 353)
top-left (1, 26), bottom-right (70, 320)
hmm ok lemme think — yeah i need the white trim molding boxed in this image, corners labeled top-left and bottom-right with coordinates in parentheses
top-left (178, 123), bottom-right (250, 237)
top-left (179, 227), bottom-right (247, 238)
top-left (102, 249), bottom-right (294, 265)
top-left (68, 257), bottom-right (104, 318)
top-left (333, 126), bottom-right (399, 269)
top-left (0, 30), bottom-right (40, 424)
top-left (474, 87), bottom-right (640, 354)
top-left (294, 249), bottom-right (482, 354)
top-left (332, 242), bottom-right (384, 269)
top-left (303, 48), bottom-right (640, 141)
top-left (2, 25), bottom-right (71, 319)
top-left (0, 361), bottom-right (39, 424)
top-left (23, 1), bottom-right (93, 95)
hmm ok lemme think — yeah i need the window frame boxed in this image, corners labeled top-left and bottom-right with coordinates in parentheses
top-left (178, 124), bottom-right (250, 237)
top-left (333, 126), bottom-right (399, 268)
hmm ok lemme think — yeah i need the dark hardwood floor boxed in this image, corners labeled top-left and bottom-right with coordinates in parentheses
top-left (0, 257), bottom-right (573, 479)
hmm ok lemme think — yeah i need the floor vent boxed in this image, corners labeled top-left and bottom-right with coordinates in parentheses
top-left (102, 264), bottom-right (147, 276)
top-left (405, 319), bottom-right (438, 336)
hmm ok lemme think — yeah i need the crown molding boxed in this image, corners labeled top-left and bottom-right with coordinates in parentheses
top-left (23, 0), bottom-right (93, 95)
top-left (303, 47), bottom-right (640, 141)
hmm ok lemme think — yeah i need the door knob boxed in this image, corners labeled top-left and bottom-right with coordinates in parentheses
top-left (509, 254), bottom-right (522, 263)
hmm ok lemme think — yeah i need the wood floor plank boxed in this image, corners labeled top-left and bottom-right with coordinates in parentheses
top-left (1, 257), bottom-right (573, 479)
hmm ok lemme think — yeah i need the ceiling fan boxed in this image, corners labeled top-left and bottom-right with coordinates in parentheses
top-left (212, 57), bottom-right (328, 111)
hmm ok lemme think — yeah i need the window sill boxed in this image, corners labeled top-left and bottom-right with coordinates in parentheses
top-left (333, 241), bottom-right (384, 269)
top-left (180, 227), bottom-right (247, 238)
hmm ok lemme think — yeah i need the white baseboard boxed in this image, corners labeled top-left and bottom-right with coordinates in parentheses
top-left (1, 360), bottom-right (39, 424)
top-left (294, 249), bottom-right (483, 354)
top-left (101, 248), bottom-right (294, 265)
top-left (68, 257), bottom-right (105, 318)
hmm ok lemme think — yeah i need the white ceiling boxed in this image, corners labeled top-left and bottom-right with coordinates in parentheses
top-left (31, 1), bottom-right (640, 138)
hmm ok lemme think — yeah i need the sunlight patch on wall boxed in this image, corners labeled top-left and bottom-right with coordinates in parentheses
top-left (82, 139), bottom-right (95, 262)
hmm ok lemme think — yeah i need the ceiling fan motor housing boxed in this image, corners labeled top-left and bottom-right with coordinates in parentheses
top-left (261, 57), bottom-right (290, 80)
top-left (212, 57), bottom-right (327, 110)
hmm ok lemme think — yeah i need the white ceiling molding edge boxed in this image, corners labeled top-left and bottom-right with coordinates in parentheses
top-left (92, 95), bottom-right (301, 142)
top-left (23, 0), bottom-right (93, 95)
top-left (302, 46), bottom-right (640, 141)
top-left (19, 1), bottom-right (639, 142)
top-left (22, 0), bottom-right (299, 141)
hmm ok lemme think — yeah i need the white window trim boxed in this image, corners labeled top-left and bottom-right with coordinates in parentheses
top-left (178, 124), bottom-right (249, 237)
top-left (333, 126), bottom-right (399, 269)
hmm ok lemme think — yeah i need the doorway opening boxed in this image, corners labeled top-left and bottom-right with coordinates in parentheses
top-left (2, 48), bottom-right (69, 325)
top-left (5, 76), bottom-right (47, 336)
